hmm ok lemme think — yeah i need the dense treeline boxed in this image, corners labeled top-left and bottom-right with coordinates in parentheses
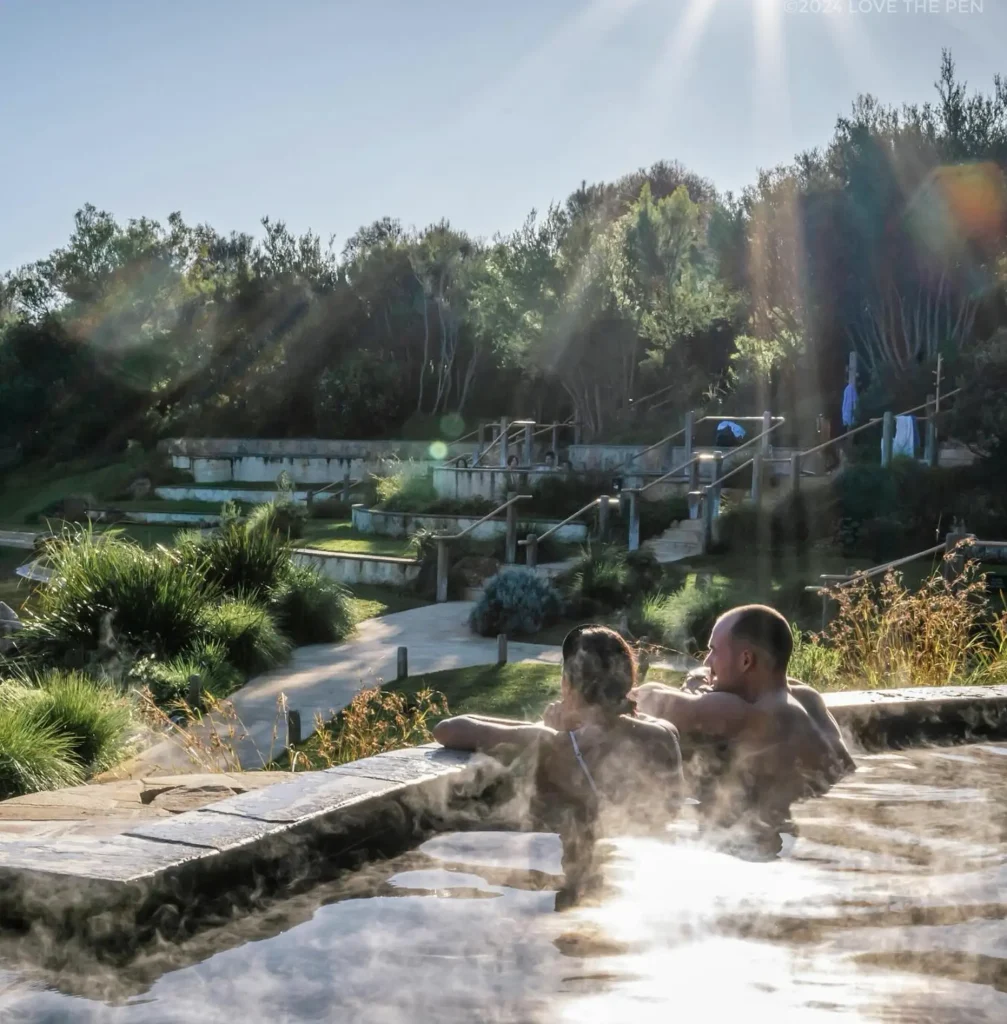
top-left (3, 52), bottom-right (1007, 458)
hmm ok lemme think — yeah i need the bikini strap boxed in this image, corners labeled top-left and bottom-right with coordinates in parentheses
top-left (569, 730), bottom-right (599, 797)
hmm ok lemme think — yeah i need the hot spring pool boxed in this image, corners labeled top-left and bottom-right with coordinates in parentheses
top-left (2, 742), bottom-right (1007, 1022)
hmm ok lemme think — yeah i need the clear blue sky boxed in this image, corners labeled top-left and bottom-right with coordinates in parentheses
top-left (1, 0), bottom-right (1004, 270)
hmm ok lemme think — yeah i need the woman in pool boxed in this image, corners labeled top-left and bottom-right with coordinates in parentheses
top-left (433, 625), bottom-right (685, 834)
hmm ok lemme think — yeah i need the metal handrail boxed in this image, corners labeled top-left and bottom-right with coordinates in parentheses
top-left (697, 414), bottom-right (786, 424)
top-left (809, 542), bottom-right (947, 591)
top-left (471, 426), bottom-right (525, 467)
top-left (517, 495), bottom-right (610, 547)
top-left (435, 493), bottom-right (532, 542)
top-left (310, 477), bottom-right (361, 499)
top-left (708, 455), bottom-right (756, 490)
top-left (801, 388), bottom-right (962, 460)
top-left (617, 426), bottom-right (688, 475)
top-left (636, 455), bottom-right (698, 497)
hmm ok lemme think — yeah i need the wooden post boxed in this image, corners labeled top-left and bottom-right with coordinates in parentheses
top-left (761, 410), bottom-right (772, 456)
top-left (551, 422), bottom-right (559, 457)
top-left (848, 351), bottom-right (857, 394)
top-left (523, 422), bottom-right (534, 466)
top-left (790, 452), bottom-right (802, 494)
top-left (711, 453), bottom-right (723, 516)
top-left (943, 529), bottom-right (966, 583)
top-left (286, 709), bottom-right (302, 748)
top-left (396, 646), bottom-right (408, 681)
top-left (925, 393), bottom-right (938, 468)
top-left (497, 633), bottom-right (508, 666)
top-left (820, 590), bottom-right (829, 633)
top-left (436, 538), bottom-right (450, 603)
top-left (573, 420), bottom-right (582, 446)
top-left (499, 417), bottom-right (509, 468)
top-left (750, 453), bottom-right (763, 507)
top-left (881, 411), bottom-right (894, 468)
top-left (627, 490), bottom-right (640, 552)
top-left (525, 532), bottom-right (538, 568)
top-left (505, 491), bottom-right (518, 564)
top-left (688, 455), bottom-right (698, 494)
top-left (187, 674), bottom-right (201, 708)
top-left (597, 494), bottom-right (610, 541)
top-left (341, 468), bottom-right (351, 502)
top-left (702, 488), bottom-right (715, 553)
top-left (477, 422), bottom-right (486, 463)
top-left (683, 410), bottom-right (694, 476)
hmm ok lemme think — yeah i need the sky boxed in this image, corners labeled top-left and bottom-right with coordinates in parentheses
top-left (1, 0), bottom-right (1005, 271)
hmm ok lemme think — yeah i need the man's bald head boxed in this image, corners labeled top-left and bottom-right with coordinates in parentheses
top-left (719, 604), bottom-right (793, 673)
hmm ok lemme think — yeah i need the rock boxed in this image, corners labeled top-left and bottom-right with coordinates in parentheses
top-left (128, 476), bottom-right (152, 499)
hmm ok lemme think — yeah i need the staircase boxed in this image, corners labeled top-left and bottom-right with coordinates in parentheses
top-left (644, 518), bottom-right (705, 564)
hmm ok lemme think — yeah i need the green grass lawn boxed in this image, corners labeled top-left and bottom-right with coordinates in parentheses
top-left (346, 583), bottom-right (431, 622)
top-left (300, 521), bottom-right (414, 557)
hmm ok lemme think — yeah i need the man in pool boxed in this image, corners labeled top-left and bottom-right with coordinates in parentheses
top-left (631, 604), bottom-right (855, 833)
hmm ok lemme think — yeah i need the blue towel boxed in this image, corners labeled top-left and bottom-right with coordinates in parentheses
top-left (841, 382), bottom-right (858, 428)
top-left (716, 421), bottom-right (746, 439)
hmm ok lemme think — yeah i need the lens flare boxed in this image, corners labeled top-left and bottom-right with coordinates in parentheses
top-left (428, 441), bottom-right (449, 460)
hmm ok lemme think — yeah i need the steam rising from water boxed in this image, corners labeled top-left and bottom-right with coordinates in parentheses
top-left (2, 744), bottom-right (1007, 1021)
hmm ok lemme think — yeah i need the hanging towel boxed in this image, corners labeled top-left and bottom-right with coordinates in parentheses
top-left (716, 421), bottom-right (746, 439)
top-left (841, 382), bottom-right (858, 428)
top-left (887, 415), bottom-right (918, 459)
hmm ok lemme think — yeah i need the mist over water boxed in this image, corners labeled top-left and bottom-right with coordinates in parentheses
top-left (2, 744), bottom-right (1007, 1022)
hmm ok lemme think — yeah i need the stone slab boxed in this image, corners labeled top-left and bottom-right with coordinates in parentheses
top-left (126, 809), bottom-right (292, 852)
top-left (325, 746), bottom-right (472, 784)
top-left (206, 770), bottom-right (397, 824)
top-left (0, 833), bottom-right (210, 884)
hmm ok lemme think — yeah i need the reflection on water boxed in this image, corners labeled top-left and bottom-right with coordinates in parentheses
top-left (3, 743), bottom-right (1007, 1022)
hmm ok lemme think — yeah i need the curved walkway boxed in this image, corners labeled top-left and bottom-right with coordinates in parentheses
top-left (128, 602), bottom-right (564, 774)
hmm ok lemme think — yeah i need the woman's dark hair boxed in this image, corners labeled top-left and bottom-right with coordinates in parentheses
top-left (561, 625), bottom-right (637, 716)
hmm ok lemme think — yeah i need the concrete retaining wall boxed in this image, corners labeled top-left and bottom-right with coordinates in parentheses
top-left (351, 505), bottom-right (588, 542)
top-left (156, 486), bottom-right (314, 505)
top-left (292, 548), bottom-right (420, 588)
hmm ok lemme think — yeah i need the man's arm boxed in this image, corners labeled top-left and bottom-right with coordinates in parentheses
top-left (433, 715), bottom-right (554, 753)
top-left (630, 683), bottom-right (755, 739)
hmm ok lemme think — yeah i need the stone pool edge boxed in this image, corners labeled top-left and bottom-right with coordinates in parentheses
top-left (3, 684), bottom-right (1007, 946)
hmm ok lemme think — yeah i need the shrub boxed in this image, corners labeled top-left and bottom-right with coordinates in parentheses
top-left (562, 545), bottom-right (630, 613)
top-left (375, 468), bottom-right (438, 512)
top-left (528, 471), bottom-right (614, 519)
top-left (200, 598), bottom-right (292, 676)
top-left (269, 564), bottom-right (354, 646)
top-left (788, 626), bottom-right (841, 691)
top-left (20, 529), bottom-right (211, 663)
top-left (129, 640), bottom-right (242, 709)
top-left (469, 569), bottom-right (561, 637)
top-left (626, 582), bottom-right (733, 654)
top-left (308, 497), bottom-right (352, 520)
top-left (624, 548), bottom-right (666, 594)
top-left (19, 671), bottom-right (130, 773)
top-left (246, 500), bottom-right (307, 541)
top-left (0, 687), bottom-right (84, 798)
top-left (181, 516), bottom-right (290, 596)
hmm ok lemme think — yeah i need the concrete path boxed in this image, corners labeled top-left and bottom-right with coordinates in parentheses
top-left (126, 601), bottom-right (565, 775)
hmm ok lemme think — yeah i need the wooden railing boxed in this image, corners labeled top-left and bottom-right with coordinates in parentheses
top-left (432, 492), bottom-right (531, 602)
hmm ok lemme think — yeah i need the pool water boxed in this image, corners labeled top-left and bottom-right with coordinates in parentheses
top-left (2, 743), bottom-right (1007, 1022)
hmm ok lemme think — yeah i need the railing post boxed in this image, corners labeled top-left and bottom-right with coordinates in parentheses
top-left (525, 532), bottom-right (538, 568)
top-left (762, 410), bottom-right (772, 456)
top-left (573, 419), bottom-right (582, 446)
top-left (436, 538), bottom-right (450, 603)
top-left (341, 468), bottom-right (351, 502)
top-left (497, 633), bottom-right (508, 666)
top-left (499, 417), bottom-right (509, 468)
top-left (286, 709), bottom-right (302, 748)
top-left (943, 529), bottom-right (965, 583)
top-left (881, 411), bottom-right (894, 468)
top-left (396, 646), bottom-right (408, 680)
top-left (523, 422), bottom-right (534, 466)
top-left (187, 673), bottom-right (202, 709)
top-left (688, 455), bottom-right (698, 495)
top-left (702, 489), bottom-right (715, 553)
top-left (477, 422), bottom-right (486, 463)
top-left (597, 495), bottom-right (610, 541)
top-left (820, 589), bottom-right (829, 633)
top-left (627, 490), bottom-right (640, 552)
top-left (750, 453), bottom-right (763, 507)
top-left (683, 410), bottom-right (694, 468)
top-left (551, 422), bottom-right (559, 457)
top-left (711, 453), bottom-right (723, 517)
top-left (505, 491), bottom-right (518, 564)
top-left (790, 452), bottom-right (802, 494)
top-left (925, 393), bottom-right (938, 468)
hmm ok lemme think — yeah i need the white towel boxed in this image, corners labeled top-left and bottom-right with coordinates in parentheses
top-left (886, 415), bottom-right (917, 459)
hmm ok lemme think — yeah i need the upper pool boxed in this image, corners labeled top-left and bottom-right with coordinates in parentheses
top-left (2, 742), bottom-right (1006, 1022)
